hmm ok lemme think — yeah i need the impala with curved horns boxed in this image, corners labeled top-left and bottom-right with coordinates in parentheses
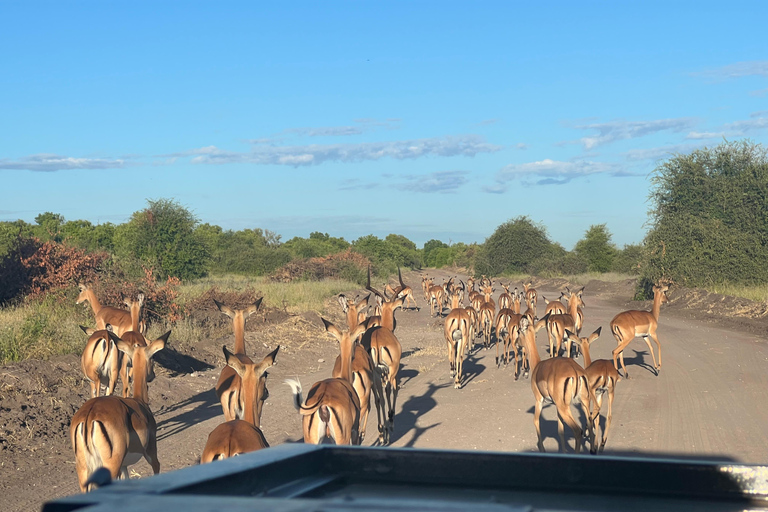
top-left (361, 268), bottom-right (404, 441)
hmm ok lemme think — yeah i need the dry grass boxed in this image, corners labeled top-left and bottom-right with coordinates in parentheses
top-left (707, 283), bottom-right (768, 304)
top-left (0, 299), bottom-right (92, 365)
top-left (178, 274), bottom-right (360, 314)
top-left (0, 274), bottom-right (360, 365)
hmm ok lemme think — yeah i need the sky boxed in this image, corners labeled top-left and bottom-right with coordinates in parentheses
top-left (2, 1), bottom-right (767, 249)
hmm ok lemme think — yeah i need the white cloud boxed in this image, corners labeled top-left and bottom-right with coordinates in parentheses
top-left (694, 60), bottom-right (768, 79)
top-left (0, 154), bottom-right (127, 172)
top-left (685, 131), bottom-right (726, 140)
top-left (566, 118), bottom-right (698, 150)
top-left (624, 143), bottom-right (705, 161)
top-left (725, 116), bottom-right (768, 134)
top-left (172, 135), bottom-right (502, 167)
top-left (486, 159), bottom-right (626, 191)
top-left (394, 171), bottom-right (469, 194)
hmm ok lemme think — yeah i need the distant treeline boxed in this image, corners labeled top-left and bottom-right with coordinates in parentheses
top-left (1, 140), bottom-right (765, 302)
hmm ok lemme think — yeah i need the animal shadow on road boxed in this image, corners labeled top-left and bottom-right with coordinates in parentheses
top-left (459, 352), bottom-right (486, 387)
top-left (390, 382), bottom-right (449, 447)
top-left (524, 401), bottom-right (593, 454)
top-left (155, 348), bottom-right (215, 376)
top-left (621, 349), bottom-right (658, 376)
top-left (156, 388), bottom-right (220, 441)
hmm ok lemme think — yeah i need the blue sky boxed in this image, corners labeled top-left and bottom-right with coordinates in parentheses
top-left (2, 1), bottom-right (767, 249)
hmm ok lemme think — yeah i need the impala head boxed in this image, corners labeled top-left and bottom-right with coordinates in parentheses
top-left (565, 327), bottom-right (601, 351)
top-left (566, 287), bottom-right (585, 309)
top-left (113, 330), bottom-right (171, 402)
top-left (214, 297), bottom-right (263, 322)
top-left (323, 318), bottom-right (366, 382)
top-left (222, 344), bottom-right (279, 427)
top-left (654, 284), bottom-right (670, 304)
top-left (337, 293), bottom-right (370, 314)
top-left (76, 283), bottom-right (90, 305)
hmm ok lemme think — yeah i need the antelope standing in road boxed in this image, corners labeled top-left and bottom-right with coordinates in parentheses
top-left (444, 287), bottom-right (471, 388)
top-left (610, 284), bottom-right (669, 379)
top-left (518, 315), bottom-right (595, 454)
top-left (76, 284), bottom-right (135, 336)
top-left (286, 320), bottom-right (364, 445)
top-left (70, 330), bottom-right (171, 491)
top-left (214, 298), bottom-right (264, 421)
top-left (545, 287), bottom-right (585, 358)
top-left (201, 345), bottom-right (278, 462)
top-left (566, 327), bottom-right (621, 453)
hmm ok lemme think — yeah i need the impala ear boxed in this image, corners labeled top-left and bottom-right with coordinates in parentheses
top-left (337, 294), bottom-right (349, 312)
top-left (105, 324), bottom-right (114, 333)
top-left (351, 322), bottom-right (368, 341)
top-left (124, 298), bottom-right (131, 308)
top-left (244, 297), bottom-right (263, 318)
top-left (259, 345), bottom-right (279, 369)
top-left (214, 299), bottom-right (235, 319)
top-left (589, 326), bottom-right (602, 343)
top-left (356, 293), bottom-right (370, 309)
top-left (78, 283), bottom-right (87, 291)
top-left (110, 332), bottom-right (133, 358)
top-left (322, 318), bottom-right (343, 342)
top-left (223, 346), bottom-right (246, 377)
top-left (137, 293), bottom-right (145, 306)
top-left (564, 329), bottom-right (576, 339)
top-left (79, 325), bottom-right (96, 335)
top-left (147, 331), bottom-right (171, 358)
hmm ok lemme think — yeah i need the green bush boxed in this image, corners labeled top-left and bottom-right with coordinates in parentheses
top-left (643, 140), bottom-right (768, 287)
top-left (114, 199), bottom-right (211, 280)
top-left (574, 224), bottom-right (617, 273)
top-left (474, 216), bottom-right (553, 276)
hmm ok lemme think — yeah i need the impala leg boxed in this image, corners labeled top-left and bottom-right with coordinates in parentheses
top-left (145, 435), bottom-right (160, 474)
top-left (534, 399), bottom-right (545, 452)
top-left (558, 406), bottom-right (583, 454)
top-left (612, 339), bottom-right (632, 379)
top-left (389, 375), bottom-right (399, 432)
top-left (649, 330), bottom-right (662, 373)
top-left (601, 389), bottom-right (614, 453)
top-left (641, 335), bottom-right (659, 375)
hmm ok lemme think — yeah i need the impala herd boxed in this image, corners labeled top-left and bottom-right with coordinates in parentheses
top-left (67, 273), bottom-right (669, 492)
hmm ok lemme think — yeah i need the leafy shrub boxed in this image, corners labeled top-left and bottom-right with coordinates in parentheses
top-left (474, 216), bottom-right (553, 276)
top-left (114, 198), bottom-right (211, 280)
top-left (574, 224), bottom-right (616, 273)
top-left (644, 140), bottom-right (768, 287)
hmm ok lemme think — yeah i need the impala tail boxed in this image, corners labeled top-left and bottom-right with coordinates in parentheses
top-left (284, 378), bottom-right (304, 413)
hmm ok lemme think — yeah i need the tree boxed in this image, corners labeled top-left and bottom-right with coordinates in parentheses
top-left (474, 216), bottom-right (553, 276)
top-left (574, 224), bottom-right (616, 273)
top-left (114, 199), bottom-right (210, 280)
top-left (643, 140), bottom-right (768, 287)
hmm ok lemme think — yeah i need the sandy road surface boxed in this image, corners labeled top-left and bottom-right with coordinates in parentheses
top-left (9, 270), bottom-right (768, 511)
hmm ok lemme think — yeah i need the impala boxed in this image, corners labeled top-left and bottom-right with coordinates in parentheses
top-left (118, 294), bottom-right (148, 398)
top-left (542, 292), bottom-right (567, 316)
top-left (518, 315), bottom-right (595, 454)
top-left (523, 282), bottom-right (538, 313)
top-left (545, 288), bottom-right (585, 358)
top-left (387, 267), bottom-right (419, 310)
top-left (201, 345), bottom-right (278, 463)
top-left (214, 298), bottom-right (264, 421)
top-left (428, 282), bottom-right (446, 317)
top-left (566, 327), bottom-right (621, 453)
top-left (498, 284), bottom-right (513, 311)
top-left (70, 329), bottom-right (171, 491)
top-left (76, 284), bottom-right (133, 336)
top-left (336, 293), bottom-right (386, 444)
top-left (444, 288), bottom-right (471, 388)
top-left (610, 284), bottom-right (669, 379)
top-left (285, 319), bottom-right (365, 445)
top-left (362, 268), bottom-right (404, 440)
top-left (79, 325), bottom-right (120, 397)
top-left (495, 307), bottom-right (519, 369)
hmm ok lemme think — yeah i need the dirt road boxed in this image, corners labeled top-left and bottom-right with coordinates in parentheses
top-left (4, 269), bottom-right (768, 511)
